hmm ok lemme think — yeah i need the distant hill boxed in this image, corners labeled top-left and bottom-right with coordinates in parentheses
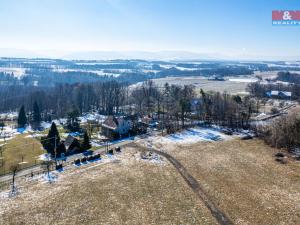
top-left (0, 48), bottom-right (299, 61)
top-left (63, 50), bottom-right (221, 61)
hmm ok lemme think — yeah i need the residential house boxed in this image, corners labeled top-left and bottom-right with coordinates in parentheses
top-left (101, 116), bottom-right (132, 139)
top-left (266, 90), bottom-right (292, 99)
top-left (208, 75), bottom-right (225, 81)
top-left (64, 135), bottom-right (81, 155)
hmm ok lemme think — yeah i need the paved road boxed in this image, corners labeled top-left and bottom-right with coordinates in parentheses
top-left (132, 143), bottom-right (233, 225)
top-left (253, 103), bottom-right (296, 122)
top-left (0, 136), bottom-right (141, 183)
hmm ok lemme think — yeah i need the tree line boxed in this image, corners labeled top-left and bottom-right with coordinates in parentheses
top-left (276, 71), bottom-right (300, 84)
top-left (131, 81), bottom-right (257, 131)
top-left (2, 79), bottom-right (259, 132)
top-left (0, 81), bottom-right (128, 118)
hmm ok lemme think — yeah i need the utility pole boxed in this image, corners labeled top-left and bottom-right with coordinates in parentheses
top-left (54, 135), bottom-right (57, 166)
top-left (161, 104), bottom-right (164, 136)
top-left (0, 145), bottom-right (4, 171)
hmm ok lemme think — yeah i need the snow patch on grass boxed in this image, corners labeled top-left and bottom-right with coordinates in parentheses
top-left (40, 121), bottom-right (52, 129)
top-left (78, 113), bottom-right (106, 123)
top-left (38, 153), bottom-right (51, 161)
top-left (41, 173), bottom-right (58, 184)
top-left (165, 127), bottom-right (231, 144)
top-left (25, 133), bottom-right (46, 138)
top-left (140, 126), bottom-right (235, 150)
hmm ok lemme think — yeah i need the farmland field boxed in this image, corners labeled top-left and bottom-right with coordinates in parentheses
top-left (141, 137), bottom-right (300, 225)
top-left (148, 76), bottom-right (255, 94)
top-left (0, 149), bottom-right (217, 225)
top-left (1, 135), bottom-right (299, 224)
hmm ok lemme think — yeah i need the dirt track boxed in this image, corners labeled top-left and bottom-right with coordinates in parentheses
top-left (132, 143), bottom-right (233, 225)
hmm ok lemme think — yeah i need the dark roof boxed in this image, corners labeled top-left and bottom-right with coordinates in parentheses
top-left (102, 116), bottom-right (118, 130)
top-left (64, 135), bottom-right (76, 148)
top-left (68, 138), bottom-right (80, 152)
top-left (102, 116), bottom-right (132, 130)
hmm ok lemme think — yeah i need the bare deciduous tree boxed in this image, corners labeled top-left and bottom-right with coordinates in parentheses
top-left (10, 163), bottom-right (20, 194)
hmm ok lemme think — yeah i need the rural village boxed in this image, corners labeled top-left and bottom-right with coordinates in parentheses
top-left (0, 67), bottom-right (300, 224)
top-left (0, 0), bottom-right (300, 224)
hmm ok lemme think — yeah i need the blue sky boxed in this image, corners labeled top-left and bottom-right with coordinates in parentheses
top-left (0, 0), bottom-right (299, 59)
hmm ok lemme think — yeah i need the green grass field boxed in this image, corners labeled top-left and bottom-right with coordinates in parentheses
top-left (0, 134), bottom-right (45, 175)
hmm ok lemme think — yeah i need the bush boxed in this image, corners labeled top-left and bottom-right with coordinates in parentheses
top-left (279, 102), bottom-right (285, 108)
top-left (74, 159), bottom-right (81, 165)
top-left (87, 155), bottom-right (95, 161)
top-left (270, 107), bottom-right (279, 115)
top-left (275, 152), bottom-right (285, 157)
top-left (94, 154), bottom-right (101, 160)
top-left (257, 111), bottom-right (300, 150)
top-left (56, 164), bottom-right (63, 170)
top-left (108, 149), bottom-right (114, 155)
top-left (275, 157), bottom-right (287, 164)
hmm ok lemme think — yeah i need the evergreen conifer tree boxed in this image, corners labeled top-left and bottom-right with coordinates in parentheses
top-left (81, 131), bottom-right (91, 151)
top-left (32, 101), bottom-right (41, 129)
top-left (41, 122), bottom-right (60, 156)
top-left (17, 105), bottom-right (27, 128)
